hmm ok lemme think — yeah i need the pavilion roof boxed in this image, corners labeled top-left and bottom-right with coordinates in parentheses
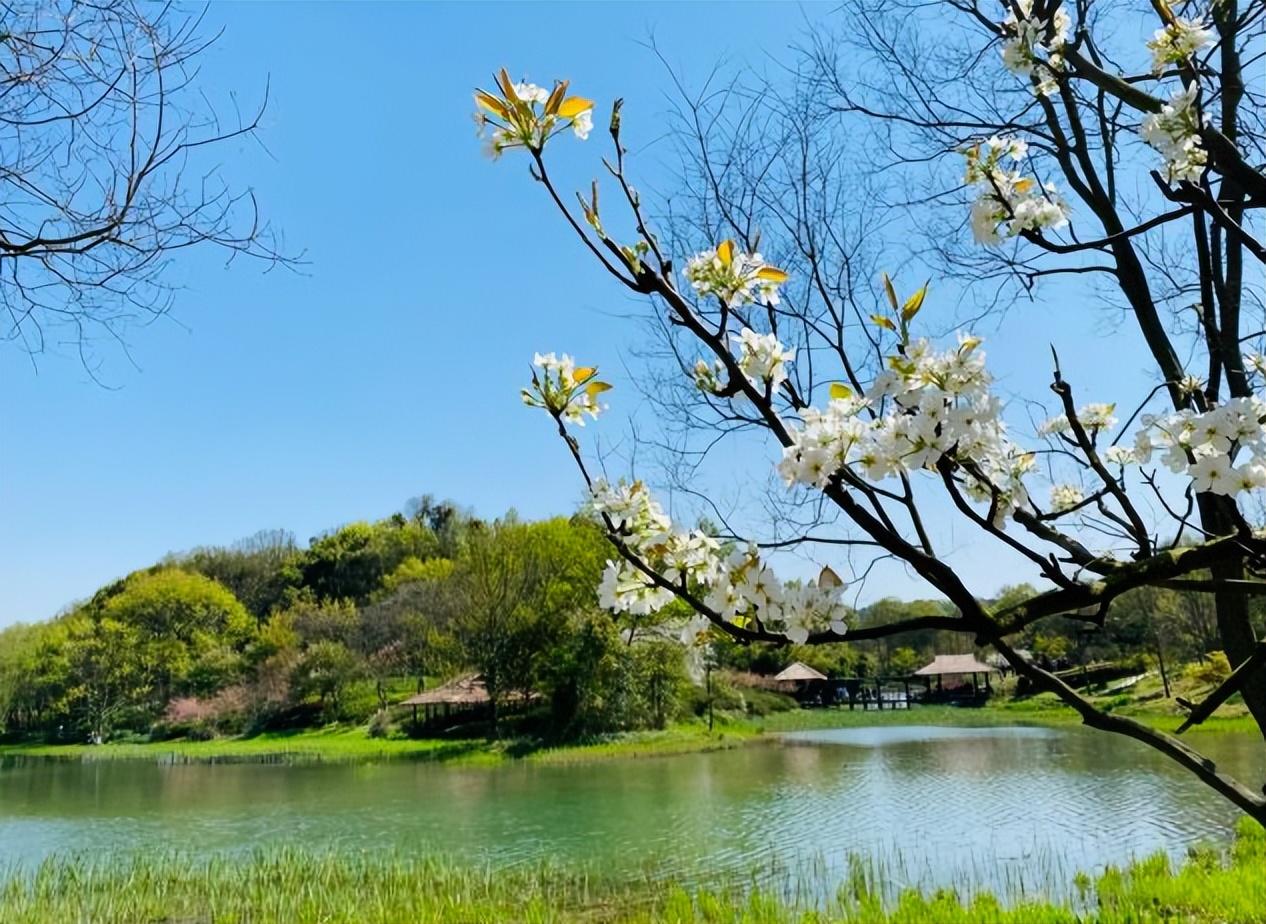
top-left (774, 661), bottom-right (828, 682)
top-left (400, 674), bottom-right (490, 707)
top-left (914, 654), bottom-right (996, 677)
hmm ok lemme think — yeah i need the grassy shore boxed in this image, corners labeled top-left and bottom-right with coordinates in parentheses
top-left (0, 818), bottom-right (1261, 923)
top-left (0, 684), bottom-right (1254, 766)
top-left (0, 721), bottom-right (760, 766)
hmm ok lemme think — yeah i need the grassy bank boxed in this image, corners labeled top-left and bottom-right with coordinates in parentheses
top-left (0, 722), bottom-right (759, 766)
top-left (0, 818), bottom-right (1261, 924)
top-left (1, 679), bottom-right (1255, 766)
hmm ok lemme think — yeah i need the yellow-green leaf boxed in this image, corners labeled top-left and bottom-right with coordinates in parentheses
top-left (572, 366), bottom-right (597, 383)
top-left (557, 96), bottom-right (594, 118)
top-left (829, 382), bottom-right (853, 401)
top-left (716, 239), bottom-right (735, 267)
top-left (497, 68), bottom-right (518, 101)
top-left (870, 313), bottom-right (896, 331)
top-left (882, 272), bottom-right (899, 311)
top-left (586, 381), bottom-right (613, 398)
top-left (756, 266), bottom-right (789, 283)
top-left (544, 80), bottom-right (568, 115)
top-left (474, 90), bottom-right (508, 118)
top-left (818, 565), bottom-right (844, 590)
top-left (901, 282), bottom-right (929, 322)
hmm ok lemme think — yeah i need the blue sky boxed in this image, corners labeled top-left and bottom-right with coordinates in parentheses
top-left (0, 2), bottom-right (1159, 626)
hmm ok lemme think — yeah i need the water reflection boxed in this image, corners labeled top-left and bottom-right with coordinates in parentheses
top-left (0, 725), bottom-right (1261, 898)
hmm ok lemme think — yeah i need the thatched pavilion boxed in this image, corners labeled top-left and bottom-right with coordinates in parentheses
top-left (914, 654), bottom-right (997, 698)
top-left (773, 661), bottom-right (829, 702)
top-left (400, 674), bottom-right (492, 727)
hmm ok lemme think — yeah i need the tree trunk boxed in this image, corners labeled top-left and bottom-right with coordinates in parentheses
top-left (1199, 496), bottom-right (1266, 740)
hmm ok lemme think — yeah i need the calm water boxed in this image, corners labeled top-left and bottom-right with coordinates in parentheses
top-left (1, 725), bottom-right (1262, 897)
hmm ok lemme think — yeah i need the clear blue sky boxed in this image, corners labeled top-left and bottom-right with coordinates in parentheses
top-left (0, 2), bottom-right (1158, 626)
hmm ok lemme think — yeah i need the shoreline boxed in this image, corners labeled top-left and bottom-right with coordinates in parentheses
top-left (1, 699), bottom-right (1254, 767)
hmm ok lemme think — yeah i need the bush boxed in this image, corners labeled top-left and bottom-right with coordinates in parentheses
top-left (1184, 651), bottom-right (1232, 688)
top-left (741, 687), bottom-right (798, 716)
top-left (367, 709), bottom-right (393, 738)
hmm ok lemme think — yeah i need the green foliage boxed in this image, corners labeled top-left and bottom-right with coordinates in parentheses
top-left (1184, 651), bottom-right (1232, 688)
top-left (295, 519), bottom-right (439, 602)
top-left (886, 647), bottom-right (921, 677)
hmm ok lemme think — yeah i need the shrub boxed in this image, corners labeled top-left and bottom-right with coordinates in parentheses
top-left (1184, 651), bottom-right (1232, 688)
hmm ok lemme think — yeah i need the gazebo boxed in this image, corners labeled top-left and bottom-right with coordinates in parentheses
top-left (914, 653), bottom-right (997, 698)
top-left (773, 661), bottom-right (829, 703)
top-left (400, 674), bottom-right (492, 727)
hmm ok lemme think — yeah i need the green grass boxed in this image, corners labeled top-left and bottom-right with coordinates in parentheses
top-left (2, 675), bottom-right (1253, 767)
top-left (0, 818), bottom-right (1261, 923)
top-left (0, 720), bottom-right (759, 767)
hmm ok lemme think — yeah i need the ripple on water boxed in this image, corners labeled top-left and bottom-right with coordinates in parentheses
top-left (0, 723), bottom-right (1259, 902)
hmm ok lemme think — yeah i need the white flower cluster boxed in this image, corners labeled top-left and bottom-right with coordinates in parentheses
top-left (778, 334), bottom-right (1035, 524)
top-left (693, 358), bottom-right (728, 394)
top-left (1038, 402), bottom-right (1118, 436)
top-left (684, 240), bottom-right (788, 307)
top-left (1049, 483), bottom-right (1085, 512)
top-left (474, 73), bottom-right (594, 158)
top-left (588, 479), bottom-right (848, 642)
top-left (1000, 0), bottom-right (1071, 96)
top-left (1141, 83), bottom-right (1207, 183)
top-left (1131, 398), bottom-right (1266, 496)
top-left (521, 352), bottom-right (608, 425)
top-left (964, 137), bottom-right (1070, 245)
top-left (733, 329), bottom-right (795, 390)
top-left (1147, 17), bottom-right (1215, 75)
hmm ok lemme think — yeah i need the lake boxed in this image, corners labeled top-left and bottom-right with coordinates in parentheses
top-left (1, 725), bottom-right (1262, 899)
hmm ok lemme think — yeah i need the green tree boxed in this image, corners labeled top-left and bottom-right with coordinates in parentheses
top-left (100, 569), bottom-right (254, 709)
top-left (291, 641), bottom-right (363, 716)
top-left (441, 517), bottom-right (607, 736)
top-left (61, 616), bottom-right (150, 742)
top-left (296, 520), bottom-right (439, 602)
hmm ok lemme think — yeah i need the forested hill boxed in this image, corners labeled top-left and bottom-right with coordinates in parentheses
top-left (1, 494), bottom-right (1254, 744)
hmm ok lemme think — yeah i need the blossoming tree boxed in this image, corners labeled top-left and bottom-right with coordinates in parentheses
top-left (472, 0), bottom-right (1266, 826)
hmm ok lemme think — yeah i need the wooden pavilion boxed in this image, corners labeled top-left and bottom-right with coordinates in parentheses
top-left (773, 661), bottom-right (829, 703)
top-left (400, 674), bottom-right (493, 728)
top-left (914, 653), bottom-right (997, 700)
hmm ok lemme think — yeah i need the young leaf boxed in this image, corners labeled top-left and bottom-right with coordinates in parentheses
top-left (572, 366), bottom-right (597, 383)
top-left (818, 565), bottom-right (845, 590)
top-left (882, 272), bottom-right (899, 311)
top-left (901, 282), bottom-right (929, 322)
top-left (756, 266), bottom-right (789, 283)
top-left (586, 381), bottom-right (613, 398)
top-left (829, 383), bottom-right (853, 401)
top-left (716, 239), bottom-right (735, 267)
top-left (544, 80), bottom-right (568, 116)
top-left (870, 313), bottom-right (896, 331)
top-left (557, 97), bottom-right (593, 118)
top-left (497, 68), bottom-right (518, 101)
top-left (474, 90), bottom-right (508, 118)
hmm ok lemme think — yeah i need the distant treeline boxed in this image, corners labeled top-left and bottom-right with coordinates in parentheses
top-left (0, 498), bottom-right (699, 743)
top-left (1, 495), bottom-right (1255, 743)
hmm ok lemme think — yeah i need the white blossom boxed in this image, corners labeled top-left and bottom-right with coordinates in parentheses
top-left (1049, 483), bottom-right (1085, 512)
top-left (733, 329), bottom-right (795, 389)
top-left (684, 240), bottom-right (788, 306)
top-left (1137, 397), bottom-right (1266, 496)
top-left (1147, 17), bottom-right (1215, 75)
top-left (474, 73), bottom-right (595, 157)
top-left (1000, 0), bottom-right (1071, 97)
top-left (1141, 83), bottom-right (1207, 183)
top-left (693, 358), bottom-right (729, 394)
top-left (964, 137), bottom-right (1070, 245)
top-left (779, 333), bottom-right (1035, 524)
top-left (521, 352), bottom-right (608, 425)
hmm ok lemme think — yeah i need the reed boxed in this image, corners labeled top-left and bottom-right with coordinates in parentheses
top-left (1, 818), bottom-right (1260, 923)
